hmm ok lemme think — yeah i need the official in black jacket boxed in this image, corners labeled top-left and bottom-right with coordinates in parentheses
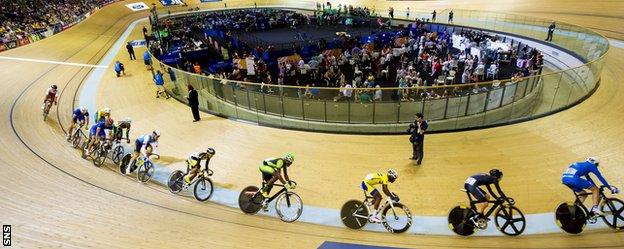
top-left (187, 84), bottom-right (200, 122)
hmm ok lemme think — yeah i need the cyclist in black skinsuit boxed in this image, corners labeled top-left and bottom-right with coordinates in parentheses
top-left (464, 169), bottom-right (507, 226)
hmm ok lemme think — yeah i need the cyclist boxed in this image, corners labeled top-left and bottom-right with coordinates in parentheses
top-left (562, 157), bottom-right (619, 216)
top-left (183, 148), bottom-right (216, 187)
top-left (125, 130), bottom-right (160, 175)
top-left (66, 106), bottom-right (89, 141)
top-left (85, 117), bottom-right (114, 156)
top-left (464, 169), bottom-right (506, 227)
top-left (361, 169), bottom-right (399, 223)
top-left (259, 153), bottom-right (295, 199)
top-left (43, 84), bottom-right (59, 109)
top-left (94, 107), bottom-right (111, 123)
top-left (113, 117), bottom-right (132, 143)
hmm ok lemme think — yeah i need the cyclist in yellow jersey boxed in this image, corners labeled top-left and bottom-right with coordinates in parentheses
top-left (259, 153), bottom-right (295, 199)
top-left (94, 107), bottom-right (111, 123)
top-left (361, 169), bottom-right (399, 223)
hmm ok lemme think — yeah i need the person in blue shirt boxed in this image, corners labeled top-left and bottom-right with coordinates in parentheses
top-left (114, 60), bottom-right (125, 77)
top-left (143, 50), bottom-right (152, 70)
top-left (85, 118), bottom-right (114, 156)
top-left (153, 70), bottom-right (170, 99)
top-left (562, 157), bottom-right (619, 215)
top-left (66, 107), bottom-right (89, 141)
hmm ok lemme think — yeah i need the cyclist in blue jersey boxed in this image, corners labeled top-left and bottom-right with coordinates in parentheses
top-left (66, 106), bottom-right (89, 141)
top-left (125, 130), bottom-right (160, 174)
top-left (85, 117), bottom-right (114, 156)
top-left (562, 157), bottom-right (619, 216)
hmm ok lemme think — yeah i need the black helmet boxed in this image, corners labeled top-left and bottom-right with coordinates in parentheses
top-left (206, 148), bottom-right (216, 158)
top-left (51, 84), bottom-right (58, 89)
top-left (489, 169), bottom-right (503, 179)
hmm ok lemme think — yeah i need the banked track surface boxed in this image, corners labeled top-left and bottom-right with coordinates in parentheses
top-left (1, 0), bottom-right (624, 248)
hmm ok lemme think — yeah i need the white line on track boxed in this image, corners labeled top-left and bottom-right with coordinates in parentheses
top-left (0, 55), bottom-right (108, 68)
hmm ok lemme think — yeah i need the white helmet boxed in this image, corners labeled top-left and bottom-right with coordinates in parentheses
top-left (153, 130), bottom-right (161, 136)
top-left (123, 117), bottom-right (132, 123)
top-left (586, 157), bottom-right (600, 165)
top-left (103, 107), bottom-right (111, 114)
top-left (189, 152), bottom-right (201, 161)
top-left (80, 106), bottom-right (88, 113)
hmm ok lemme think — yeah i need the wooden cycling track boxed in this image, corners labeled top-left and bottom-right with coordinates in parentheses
top-left (0, 0), bottom-right (623, 247)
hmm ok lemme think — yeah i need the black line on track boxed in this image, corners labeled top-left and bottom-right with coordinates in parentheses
top-left (8, 7), bottom-right (624, 249)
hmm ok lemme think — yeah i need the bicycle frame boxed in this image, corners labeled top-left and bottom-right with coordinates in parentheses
top-left (464, 189), bottom-right (511, 219)
top-left (351, 194), bottom-right (395, 220)
top-left (571, 185), bottom-right (610, 216)
top-left (260, 183), bottom-right (291, 204)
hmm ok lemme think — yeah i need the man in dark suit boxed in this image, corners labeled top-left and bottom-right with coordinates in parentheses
top-left (126, 42), bottom-right (135, 60)
top-left (546, 21), bottom-right (556, 42)
top-left (187, 84), bottom-right (200, 122)
top-left (408, 113), bottom-right (428, 165)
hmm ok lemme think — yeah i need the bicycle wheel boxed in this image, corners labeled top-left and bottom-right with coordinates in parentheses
top-left (238, 186), bottom-right (262, 214)
top-left (137, 162), bottom-right (154, 183)
top-left (80, 141), bottom-right (89, 159)
top-left (448, 205), bottom-right (477, 236)
top-left (93, 148), bottom-right (107, 167)
top-left (167, 170), bottom-right (185, 194)
top-left (340, 200), bottom-right (369, 230)
top-left (275, 192), bottom-right (303, 223)
top-left (494, 205), bottom-right (526, 236)
top-left (555, 202), bottom-right (587, 234)
top-left (71, 132), bottom-right (81, 148)
top-left (381, 202), bottom-right (412, 233)
top-left (193, 177), bottom-right (214, 202)
top-left (112, 145), bottom-right (124, 165)
top-left (119, 154), bottom-right (131, 174)
top-left (601, 198), bottom-right (624, 230)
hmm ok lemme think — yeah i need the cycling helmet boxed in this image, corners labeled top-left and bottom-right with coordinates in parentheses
top-left (103, 107), bottom-right (111, 114)
top-left (489, 169), bottom-right (503, 179)
top-left (586, 157), bottom-right (600, 166)
top-left (80, 106), bottom-right (88, 113)
top-left (190, 152), bottom-right (201, 161)
top-left (153, 130), bottom-right (161, 136)
top-left (123, 117), bottom-right (132, 123)
top-left (206, 148), bottom-right (216, 158)
top-left (387, 169), bottom-right (398, 182)
top-left (283, 153), bottom-right (295, 164)
top-left (51, 84), bottom-right (58, 89)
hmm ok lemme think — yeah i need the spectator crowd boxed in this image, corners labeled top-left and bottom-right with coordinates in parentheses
top-left (153, 7), bottom-right (544, 102)
top-left (1, 0), bottom-right (114, 47)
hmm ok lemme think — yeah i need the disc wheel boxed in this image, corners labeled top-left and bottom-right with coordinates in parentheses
top-left (494, 205), bottom-right (526, 236)
top-left (448, 205), bottom-right (477, 236)
top-left (168, 170), bottom-right (185, 194)
top-left (238, 186), bottom-right (262, 214)
top-left (601, 198), bottom-right (624, 230)
top-left (381, 202), bottom-right (412, 233)
top-left (275, 192), bottom-right (303, 223)
top-left (137, 161), bottom-right (154, 183)
top-left (193, 177), bottom-right (214, 202)
top-left (555, 202), bottom-right (587, 234)
top-left (340, 200), bottom-right (369, 230)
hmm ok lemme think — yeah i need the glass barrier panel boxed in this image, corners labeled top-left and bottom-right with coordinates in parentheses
top-left (283, 97), bottom-right (304, 119)
top-left (350, 102), bottom-right (374, 123)
top-left (264, 94), bottom-right (284, 116)
top-left (466, 92), bottom-right (487, 115)
top-left (374, 102), bottom-right (400, 124)
top-left (325, 101), bottom-right (349, 123)
top-left (303, 100), bottom-right (326, 121)
top-left (422, 97), bottom-right (447, 121)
